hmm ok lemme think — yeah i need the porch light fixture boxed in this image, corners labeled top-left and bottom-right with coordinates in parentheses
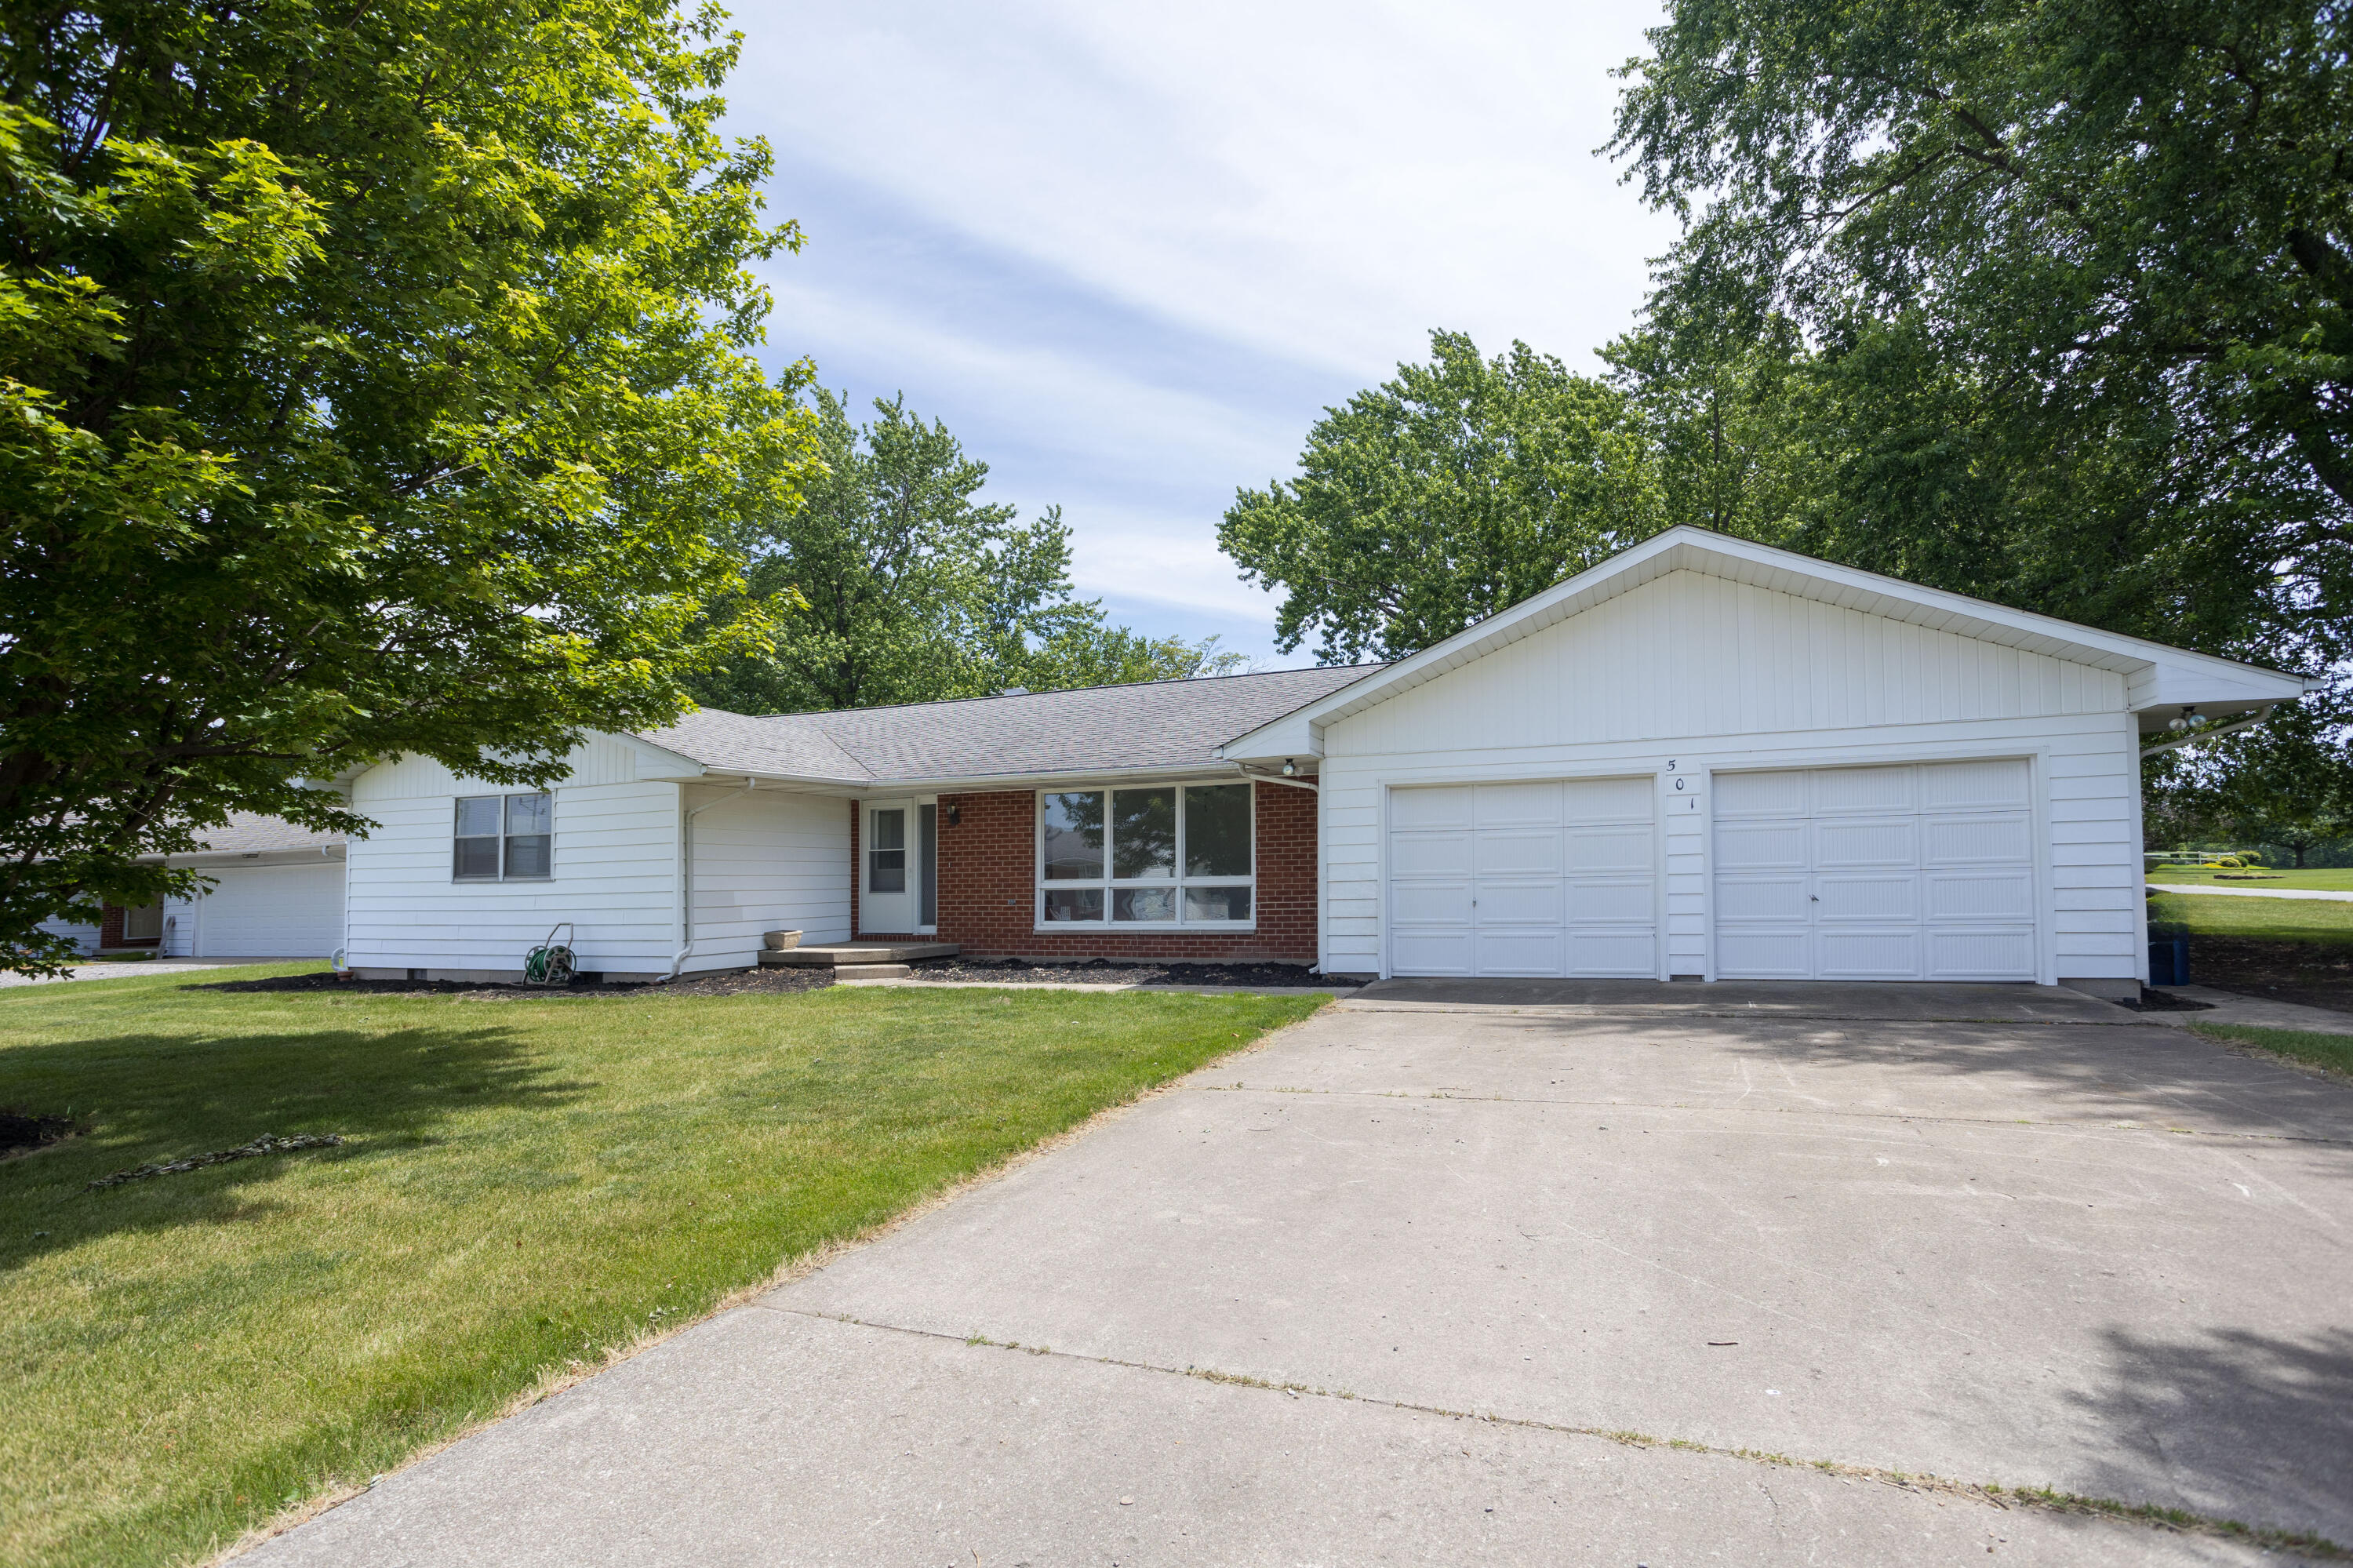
top-left (1282, 759), bottom-right (1297, 777)
top-left (2168, 705), bottom-right (2202, 733)
top-left (945, 804), bottom-right (960, 826)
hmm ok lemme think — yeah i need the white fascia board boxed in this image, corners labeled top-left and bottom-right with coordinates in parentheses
top-left (1216, 711), bottom-right (1321, 766)
top-left (1220, 525), bottom-right (2312, 750)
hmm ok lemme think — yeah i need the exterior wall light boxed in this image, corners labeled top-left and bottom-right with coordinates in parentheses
top-left (1282, 759), bottom-right (1297, 777)
top-left (2168, 706), bottom-right (2202, 733)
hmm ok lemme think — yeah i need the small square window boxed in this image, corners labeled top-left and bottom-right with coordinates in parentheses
top-left (454, 792), bottom-right (552, 880)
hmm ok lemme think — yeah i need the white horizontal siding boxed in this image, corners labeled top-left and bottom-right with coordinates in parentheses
top-left (35, 915), bottom-right (100, 955)
top-left (345, 778), bottom-right (684, 977)
top-left (353, 732), bottom-right (663, 805)
top-left (684, 786), bottom-right (852, 972)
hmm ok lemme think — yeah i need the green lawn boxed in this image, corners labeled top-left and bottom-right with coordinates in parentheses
top-left (2190, 1020), bottom-right (2353, 1079)
top-left (0, 966), bottom-right (1327, 1568)
top-left (2147, 890), bottom-right (2353, 942)
top-left (2146, 865), bottom-right (2353, 891)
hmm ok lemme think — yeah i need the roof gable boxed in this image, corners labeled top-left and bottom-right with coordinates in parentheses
top-left (1220, 527), bottom-right (2311, 759)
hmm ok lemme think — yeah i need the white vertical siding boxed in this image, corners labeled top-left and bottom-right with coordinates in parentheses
top-left (1317, 570), bottom-right (2145, 984)
top-left (1333, 571), bottom-right (2127, 758)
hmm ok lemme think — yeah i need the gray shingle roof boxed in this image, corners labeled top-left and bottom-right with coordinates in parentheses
top-left (170, 813), bottom-right (346, 857)
top-left (635, 664), bottom-right (1381, 784)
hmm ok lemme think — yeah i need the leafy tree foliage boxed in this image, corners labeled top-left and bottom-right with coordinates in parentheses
top-left (1218, 332), bottom-right (1657, 663)
top-left (2146, 704), bottom-right (2353, 867)
top-left (1, 0), bottom-right (810, 971)
top-left (693, 391), bottom-right (1242, 714)
top-left (1606, 0), bottom-right (2353, 678)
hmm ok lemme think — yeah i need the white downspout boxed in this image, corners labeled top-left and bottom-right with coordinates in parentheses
top-left (670, 777), bottom-right (757, 979)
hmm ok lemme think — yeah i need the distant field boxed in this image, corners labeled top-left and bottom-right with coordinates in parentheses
top-left (2146, 866), bottom-right (2353, 892)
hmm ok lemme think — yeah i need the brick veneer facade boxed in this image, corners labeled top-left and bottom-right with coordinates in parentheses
top-left (853, 782), bottom-right (1318, 964)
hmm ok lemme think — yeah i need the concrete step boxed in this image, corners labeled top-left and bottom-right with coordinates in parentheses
top-left (759, 941), bottom-right (958, 969)
top-left (833, 963), bottom-right (912, 980)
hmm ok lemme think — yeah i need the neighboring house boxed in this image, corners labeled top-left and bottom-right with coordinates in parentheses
top-left (34, 813), bottom-right (347, 959)
top-left (339, 527), bottom-right (2312, 995)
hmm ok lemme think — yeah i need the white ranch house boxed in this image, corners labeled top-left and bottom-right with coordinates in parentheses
top-left (78, 529), bottom-right (2310, 995)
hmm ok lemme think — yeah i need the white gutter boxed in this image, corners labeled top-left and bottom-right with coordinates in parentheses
top-left (670, 777), bottom-right (757, 979)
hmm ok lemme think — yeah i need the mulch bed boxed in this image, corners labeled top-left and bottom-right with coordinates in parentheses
top-left (907, 957), bottom-right (1331, 988)
top-left (2179, 936), bottom-right (2353, 1017)
top-left (197, 967), bottom-right (835, 999)
top-left (2113, 987), bottom-right (2215, 1013)
top-left (2, 1111), bottom-right (79, 1160)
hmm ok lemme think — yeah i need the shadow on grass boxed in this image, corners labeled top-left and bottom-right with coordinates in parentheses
top-left (2064, 1323), bottom-right (2353, 1544)
top-left (0, 1021), bottom-right (587, 1268)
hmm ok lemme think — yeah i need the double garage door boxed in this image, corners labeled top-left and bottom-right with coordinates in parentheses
top-left (1387, 759), bottom-right (2037, 981)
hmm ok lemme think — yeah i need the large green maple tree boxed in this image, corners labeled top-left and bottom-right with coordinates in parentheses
top-left (2, 0), bottom-right (813, 970)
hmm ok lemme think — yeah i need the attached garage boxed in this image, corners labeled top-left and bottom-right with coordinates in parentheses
top-left (1217, 526), bottom-right (2315, 995)
top-left (1388, 777), bottom-right (1658, 977)
top-left (1713, 760), bottom-right (2037, 981)
top-left (189, 860), bottom-right (345, 957)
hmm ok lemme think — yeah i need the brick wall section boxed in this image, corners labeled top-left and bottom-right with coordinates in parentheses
top-left (855, 782), bottom-right (1318, 964)
top-left (97, 904), bottom-right (158, 949)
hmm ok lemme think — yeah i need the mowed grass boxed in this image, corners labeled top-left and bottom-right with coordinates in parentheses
top-left (2146, 865), bottom-right (2353, 891)
top-left (0, 966), bottom-right (1328, 1568)
top-left (2147, 890), bottom-right (2353, 943)
top-left (2191, 1021), bottom-right (2353, 1079)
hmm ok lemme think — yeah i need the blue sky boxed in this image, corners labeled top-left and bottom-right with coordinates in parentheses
top-left (718, 2), bottom-right (1681, 667)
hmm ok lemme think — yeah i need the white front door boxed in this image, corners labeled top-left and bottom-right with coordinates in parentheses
top-left (863, 800), bottom-right (915, 934)
top-left (1712, 760), bottom-right (2038, 980)
top-left (1387, 777), bottom-right (1658, 977)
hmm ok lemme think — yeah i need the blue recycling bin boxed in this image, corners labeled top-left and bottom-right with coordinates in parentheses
top-left (2148, 937), bottom-right (2190, 987)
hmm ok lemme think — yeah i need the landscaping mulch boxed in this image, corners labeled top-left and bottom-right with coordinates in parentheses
top-left (2, 1111), bottom-right (78, 1159)
top-left (2183, 936), bottom-right (2353, 1017)
top-left (198, 966), bottom-right (835, 999)
top-left (907, 957), bottom-right (1334, 988)
top-left (2113, 987), bottom-right (2215, 1013)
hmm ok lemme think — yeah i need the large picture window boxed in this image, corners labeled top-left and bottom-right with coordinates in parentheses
top-left (453, 792), bottom-right (552, 881)
top-left (1038, 783), bottom-right (1252, 925)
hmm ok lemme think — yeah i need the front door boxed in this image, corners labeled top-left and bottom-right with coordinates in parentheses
top-left (862, 800), bottom-right (936, 935)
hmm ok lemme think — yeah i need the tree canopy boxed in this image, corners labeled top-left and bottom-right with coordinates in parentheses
top-left (1218, 332), bottom-right (1657, 664)
top-left (691, 390), bottom-right (1243, 715)
top-left (1608, 0), bottom-right (2353, 678)
top-left (0, 0), bottom-right (811, 970)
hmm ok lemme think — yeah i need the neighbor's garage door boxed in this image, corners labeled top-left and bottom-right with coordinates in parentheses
top-left (1713, 760), bottom-right (2037, 981)
top-left (1388, 777), bottom-right (1657, 977)
top-left (197, 861), bottom-right (344, 957)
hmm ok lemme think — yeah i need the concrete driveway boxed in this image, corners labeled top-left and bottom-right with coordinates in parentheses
top-left (247, 984), bottom-right (2353, 1566)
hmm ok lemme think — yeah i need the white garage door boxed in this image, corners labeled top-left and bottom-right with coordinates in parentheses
top-left (1388, 777), bottom-right (1657, 977)
top-left (196, 862), bottom-right (344, 957)
top-left (1713, 760), bottom-right (2037, 981)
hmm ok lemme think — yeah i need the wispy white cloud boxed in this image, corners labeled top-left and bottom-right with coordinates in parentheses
top-left (722, 0), bottom-right (1677, 656)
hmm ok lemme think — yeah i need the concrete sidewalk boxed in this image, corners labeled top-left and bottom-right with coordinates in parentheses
top-left (2149, 882), bottom-right (2353, 902)
top-left (244, 993), bottom-right (2353, 1566)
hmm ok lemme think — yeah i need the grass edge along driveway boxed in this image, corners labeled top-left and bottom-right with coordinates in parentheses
top-left (0, 966), bottom-right (1329, 1568)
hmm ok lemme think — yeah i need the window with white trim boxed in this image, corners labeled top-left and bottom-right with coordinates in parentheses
top-left (1038, 783), bottom-right (1253, 926)
top-left (453, 792), bottom-right (552, 880)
